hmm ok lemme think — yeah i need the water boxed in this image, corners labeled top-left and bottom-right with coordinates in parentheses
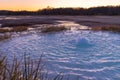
top-left (0, 16), bottom-right (32, 20)
top-left (57, 21), bottom-right (91, 30)
top-left (0, 22), bottom-right (120, 80)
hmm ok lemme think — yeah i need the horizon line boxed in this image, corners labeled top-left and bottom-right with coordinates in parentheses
top-left (0, 5), bottom-right (120, 11)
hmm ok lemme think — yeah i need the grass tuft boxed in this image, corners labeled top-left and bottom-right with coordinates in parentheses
top-left (0, 34), bottom-right (11, 41)
top-left (0, 26), bottom-right (28, 33)
top-left (92, 25), bottom-right (120, 32)
top-left (41, 26), bottom-right (67, 33)
top-left (0, 28), bottom-right (11, 33)
top-left (11, 26), bottom-right (28, 32)
top-left (0, 53), bottom-right (64, 80)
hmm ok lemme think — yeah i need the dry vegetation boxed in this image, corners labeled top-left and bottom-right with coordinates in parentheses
top-left (0, 25), bottom-right (67, 33)
top-left (0, 28), bottom-right (11, 33)
top-left (0, 26), bottom-right (28, 33)
top-left (41, 26), bottom-right (67, 33)
top-left (92, 25), bottom-right (120, 32)
top-left (0, 54), bottom-right (63, 80)
top-left (0, 34), bottom-right (11, 41)
top-left (11, 26), bottom-right (28, 32)
top-left (0, 26), bottom-right (28, 41)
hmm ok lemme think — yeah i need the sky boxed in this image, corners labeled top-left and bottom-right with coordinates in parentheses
top-left (0, 0), bottom-right (120, 11)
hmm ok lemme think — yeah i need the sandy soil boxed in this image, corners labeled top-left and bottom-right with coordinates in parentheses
top-left (0, 16), bottom-right (120, 27)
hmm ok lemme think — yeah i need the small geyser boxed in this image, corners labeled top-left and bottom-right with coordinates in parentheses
top-left (76, 38), bottom-right (93, 48)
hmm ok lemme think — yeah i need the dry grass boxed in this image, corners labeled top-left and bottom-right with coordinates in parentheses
top-left (92, 25), bottom-right (120, 32)
top-left (0, 54), bottom-right (43, 80)
top-left (101, 26), bottom-right (120, 32)
top-left (0, 26), bottom-right (27, 41)
top-left (0, 53), bottom-right (64, 80)
top-left (11, 26), bottom-right (28, 32)
top-left (0, 28), bottom-right (11, 33)
top-left (0, 26), bottom-right (66, 33)
top-left (0, 26), bottom-right (28, 33)
top-left (0, 34), bottom-right (11, 41)
top-left (41, 26), bottom-right (67, 33)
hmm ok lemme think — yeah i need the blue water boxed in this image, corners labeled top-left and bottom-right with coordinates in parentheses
top-left (0, 30), bottom-right (120, 80)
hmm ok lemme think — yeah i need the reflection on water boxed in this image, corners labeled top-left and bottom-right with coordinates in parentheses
top-left (57, 21), bottom-right (91, 30)
top-left (57, 21), bottom-right (80, 27)
top-left (0, 16), bottom-right (32, 20)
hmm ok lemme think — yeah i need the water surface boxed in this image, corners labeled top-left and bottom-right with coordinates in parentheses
top-left (0, 22), bottom-right (120, 80)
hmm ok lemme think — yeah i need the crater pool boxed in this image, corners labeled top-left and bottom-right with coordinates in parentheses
top-left (0, 30), bottom-right (120, 80)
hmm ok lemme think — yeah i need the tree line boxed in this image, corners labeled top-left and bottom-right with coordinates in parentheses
top-left (0, 5), bottom-right (120, 15)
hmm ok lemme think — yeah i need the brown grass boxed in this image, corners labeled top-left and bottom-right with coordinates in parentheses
top-left (0, 28), bottom-right (11, 33)
top-left (0, 26), bottom-right (28, 33)
top-left (101, 26), bottom-right (120, 32)
top-left (0, 53), bottom-right (43, 80)
top-left (0, 34), bottom-right (11, 41)
top-left (41, 26), bottom-right (67, 33)
top-left (92, 25), bottom-right (120, 32)
top-left (0, 53), bottom-right (64, 80)
top-left (11, 26), bottom-right (28, 32)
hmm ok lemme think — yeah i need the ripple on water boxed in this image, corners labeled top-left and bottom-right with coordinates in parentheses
top-left (0, 30), bottom-right (120, 80)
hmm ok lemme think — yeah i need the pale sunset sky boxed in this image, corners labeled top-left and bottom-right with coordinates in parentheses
top-left (1, 0), bottom-right (120, 11)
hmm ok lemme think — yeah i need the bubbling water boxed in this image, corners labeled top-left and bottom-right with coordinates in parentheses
top-left (75, 38), bottom-right (93, 48)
